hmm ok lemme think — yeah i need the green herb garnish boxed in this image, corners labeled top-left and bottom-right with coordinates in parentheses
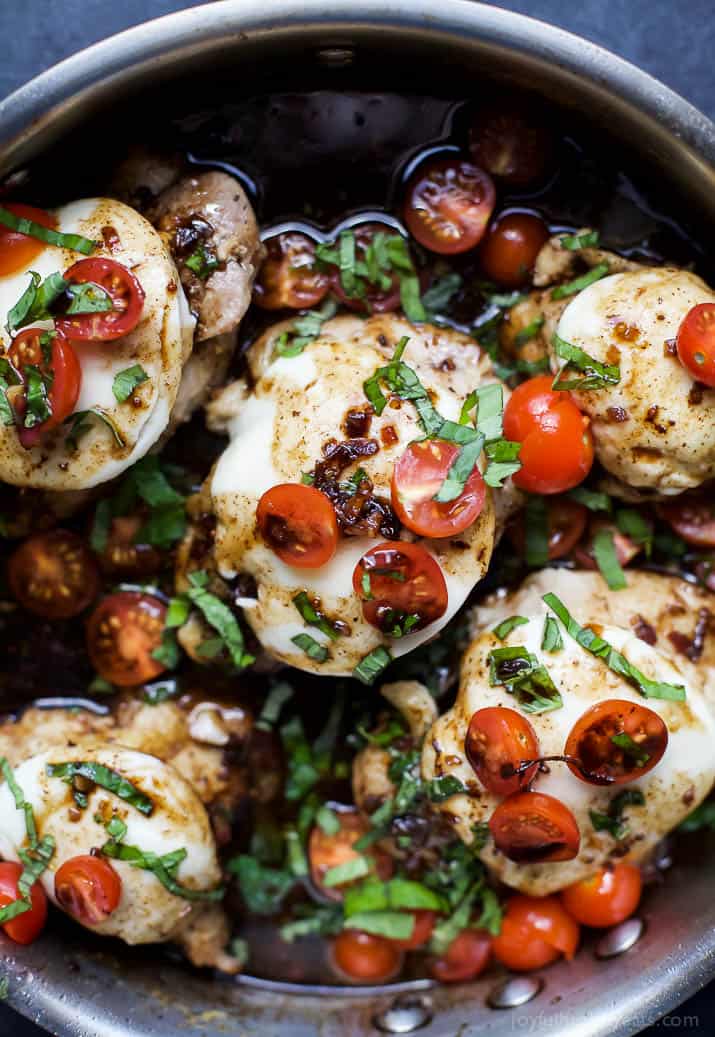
top-left (46, 761), bottom-right (154, 815)
top-left (112, 364), bottom-right (149, 403)
top-left (592, 527), bottom-right (627, 590)
top-left (551, 261), bottom-right (610, 300)
top-left (0, 206), bottom-right (96, 254)
top-left (551, 331), bottom-right (621, 391)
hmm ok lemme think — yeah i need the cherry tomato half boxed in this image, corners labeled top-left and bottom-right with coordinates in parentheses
top-left (0, 203), bottom-right (57, 277)
top-left (327, 223), bottom-right (404, 314)
top-left (502, 375), bottom-right (594, 494)
top-left (392, 910), bottom-right (437, 951)
top-left (561, 864), bottom-right (642, 929)
top-left (658, 493), bottom-right (715, 548)
top-left (309, 808), bottom-right (393, 902)
top-left (86, 591), bottom-right (167, 686)
top-left (256, 484), bottom-right (339, 569)
top-left (509, 497), bottom-right (588, 561)
top-left (480, 212), bottom-right (549, 288)
top-left (391, 439), bottom-right (486, 538)
top-left (469, 105), bottom-right (552, 187)
top-left (331, 929), bottom-right (403, 983)
top-left (489, 791), bottom-right (580, 863)
top-left (492, 895), bottom-right (579, 972)
top-left (676, 302), bottom-right (715, 387)
top-left (253, 232), bottom-right (329, 311)
top-left (56, 258), bottom-right (145, 342)
top-left (430, 928), bottom-right (491, 982)
top-left (8, 327), bottom-right (81, 448)
top-left (7, 529), bottom-right (100, 619)
top-left (465, 706), bottom-right (539, 797)
top-left (94, 513), bottom-right (163, 579)
top-left (565, 699), bottom-right (668, 786)
top-left (403, 157), bottom-right (496, 255)
top-left (54, 854), bottom-right (122, 925)
top-left (0, 860), bottom-right (48, 945)
top-left (353, 541), bottom-right (448, 636)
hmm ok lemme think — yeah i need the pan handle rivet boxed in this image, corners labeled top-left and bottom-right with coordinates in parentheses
top-left (487, 975), bottom-right (543, 1010)
top-left (373, 995), bottom-right (433, 1033)
top-left (595, 917), bottom-right (644, 959)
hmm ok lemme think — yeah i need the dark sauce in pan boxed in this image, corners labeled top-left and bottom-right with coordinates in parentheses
top-left (1, 84), bottom-right (713, 986)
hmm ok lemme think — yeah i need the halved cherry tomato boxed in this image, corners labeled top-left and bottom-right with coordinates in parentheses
top-left (480, 212), bottom-right (549, 288)
top-left (86, 591), bottom-right (167, 686)
top-left (489, 791), bottom-right (580, 863)
top-left (309, 808), bottom-right (393, 901)
top-left (403, 157), bottom-right (496, 255)
top-left (331, 929), bottom-right (403, 982)
top-left (352, 541), bottom-right (448, 635)
top-left (0, 203), bottom-right (57, 276)
top-left (392, 910), bottom-right (437, 951)
top-left (253, 232), bottom-right (329, 310)
top-left (56, 258), bottom-right (144, 341)
top-left (492, 895), bottom-right (579, 972)
top-left (469, 105), bottom-right (552, 186)
top-left (509, 497), bottom-right (587, 560)
top-left (257, 484), bottom-right (339, 569)
top-left (54, 854), bottom-right (122, 925)
top-left (327, 223), bottom-right (404, 313)
top-left (8, 327), bottom-right (81, 448)
top-left (565, 699), bottom-right (668, 786)
top-left (658, 493), bottom-right (715, 548)
top-left (391, 439), bottom-right (486, 538)
top-left (0, 860), bottom-right (48, 945)
top-left (430, 928), bottom-right (491, 982)
top-left (573, 518), bottom-right (642, 571)
top-left (502, 375), bottom-right (594, 494)
top-left (676, 302), bottom-right (715, 387)
top-left (561, 864), bottom-right (642, 928)
top-left (7, 529), bottom-right (100, 619)
top-left (94, 514), bottom-right (163, 579)
top-left (465, 706), bottom-right (539, 797)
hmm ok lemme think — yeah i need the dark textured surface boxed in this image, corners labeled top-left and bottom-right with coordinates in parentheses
top-left (0, 1), bottom-right (713, 1034)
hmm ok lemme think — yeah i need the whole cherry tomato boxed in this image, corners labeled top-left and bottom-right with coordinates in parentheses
top-left (492, 894), bottom-right (579, 971)
top-left (561, 864), bottom-right (642, 928)
top-left (331, 929), bottom-right (403, 982)
top-left (430, 928), bottom-right (491, 982)
top-left (480, 212), bottom-right (549, 288)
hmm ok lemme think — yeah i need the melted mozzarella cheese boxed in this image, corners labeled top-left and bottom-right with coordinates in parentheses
top-left (422, 600), bottom-right (715, 895)
top-left (210, 313), bottom-right (501, 675)
top-left (0, 198), bottom-right (195, 490)
top-left (0, 745), bottom-right (220, 945)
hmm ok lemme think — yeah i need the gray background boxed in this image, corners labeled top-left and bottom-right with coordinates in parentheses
top-left (0, 0), bottom-right (713, 1034)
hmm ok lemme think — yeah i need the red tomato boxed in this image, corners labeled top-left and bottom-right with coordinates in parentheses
top-left (489, 791), bottom-right (580, 863)
top-left (0, 203), bottom-right (57, 276)
top-left (327, 223), bottom-right (403, 313)
top-left (469, 105), bottom-right (552, 186)
top-left (253, 232), bottom-right (329, 310)
top-left (509, 497), bottom-right (588, 560)
top-left (54, 855), bottom-right (122, 925)
top-left (561, 864), bottom-right (642, 928)
top-left (0, 860), bottom-right (48, 945)
top-left (352, 541), bottom-right (448, 635)
top-left (480, 212), bottom-right (549, 287)
top-left (492, 895), bottom-right (579, 971)
top-left (465, 706), bottom-right (539, 797)
top-left (309, 808), bottom-right (393, 901)
top-left (391, 439), bottom-right (486, 538)
top-left (331, 929), bottom-right (403, 983)
top-left (676, 302), bottom-right (715, 387)
top-left (391, 910), bottom-right (437, 951)
top-left (502, 375), bottom-right (594, 494)
top-left (430, 928), bottom-right (491, 982)
top-left (256, 484), bottom-right (339, 569)
top-left (565, 699), bottom-right (668, 786)
top-left (658, 493), bottom-right (715, 548)
top-left (8, 327), bottom-right (81, 448)
top-left (86, 591), bottom-right (168, 687)
top-left (573, 518), bottom-right (641, 571)
top-left (403, 157), bottom-right (496, 255)
top-left (56, 258), bottom-right (144, 341)
top-left (7, 529), bottom-right (100, 619)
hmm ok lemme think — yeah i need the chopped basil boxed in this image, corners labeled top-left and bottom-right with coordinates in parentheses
top-left (492, 615), bottom-right (529, 640)
top-left (0, 358), bottom-right (20, 427)
top-left (428, 882), bottom-right (481, 955)
top-left (64, 408), bottom-right (126, 449)
top-left (422, 271), bottom-right (462, 313)
top-left (679, 800), bottom-right (715, 833)
top-left (255, 681), bottom-right (294, 732)
top-left (551, 331), bottom-right (621, 391)
top-left (280, 715), bottom-right (321, 802)
top-left (489, 646), bottom-right (563, 713)
top-left (8, 271), bottom-right (53, 331)
top-left (590, 788), bottom-right (645, 840)
top-left (560, 230), bottom-right (600, 251)
top-left (280, 903), bottom-right (344, 942)
top-left (142, 679), bottom-right (178, 706)
top-left (0, 206), bottom-right (96, 254)
top-left (611, 731), bottom-right (651, 767)
top-left (524, 494), bottom-right (549, 567)
top-left (343, 877), bottom-right (447, 917)
top-left (616, 508), bottom-right (653, 556)
top-left (185, 245), bottom-right (219, 280)
top-left (551, 261), bottom-right (610, 300)
top-left (0, 977), bottom-right (8, 1001)
top-left (291, 632), bottom-right (329, 662)
top-left (273, 297), bottom-right (338, 358)
top-left (323, 855), bottom-right (371, 888)
top-left (151, 628), bottom-right (181, 669)
top-left (353, 645), bottom-right (393, 685)
top-left (433, 432), bottom-right (485, 503)
top-left (89, 455), bottom-right (187, 551)
top-left (515, 355), bottom-right (550, 376)
top-left (483, 437), bottom-right (522, 487)
top-left (66, 281), bottom-right (113, 315)
top-left (514, 315), bottom-right (545, 348)
top-left (593, 527), bottom-right (627, 590)
top-left (23, 363), bottom-right (52, 428)
top-left (47, 761), bottom-right (154, 815)
top-left (17, 835), bottom-right (55, 900)
top-left (484, 288), bottom-right (527, 309)
top-left (568, 486), bottom-right (612, 512)
top-left (425, 774), bottom-right (468, 802)
top-left (472, 382), bottom-right (504, 441)
top-left (541, 615), bottom-right (563, 652)
top-left (292, 591), bottom-right (341, 641)
top-left (543, 592), bottom-right (686, 701)
top-left (399, 272), bottom-right (427, 322)
top-left (344, 910), bottom-right (415, 940)
top-left (112, 364), bottom-right (149, 403)
top-left (131, 455), bottom-right (183, 507)
top-left (184, 570), bottom-right (254, 670)
top-left (1, 756), bottom-right (38, 847)
top-left (88, 675), bottom-right (114, 696)
top-left (364, 336), bottom-right (443, 436)
top-left (102, 838), bottom-right (223, 902)
top-left (315, 804), bottom-right (341, 836)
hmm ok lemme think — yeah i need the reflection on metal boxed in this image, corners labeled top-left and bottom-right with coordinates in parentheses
top-left (487, 975), bottom-right (544, 1010)
top-left (373, 995), bottom-right (433, 1033)
top-left (595, 917), bottom-right (645, 959)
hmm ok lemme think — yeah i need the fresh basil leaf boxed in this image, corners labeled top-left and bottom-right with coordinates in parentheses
top-left (426, 774), bottom-right (468, 802)
top-left (473, 382), bottom-right (504, 441)
top-left (551, 261), bottom-right (610, 300)
top-left (273, 297), bottom-right (338, 359)
top-left (560, 230), bottom-right (600, 251)
top-left (616, 508), bottom-right (653, 557)
top-left (541, 616), bottom-right (563, 652)
top-left (679, 800), bottom-right (715, 833)
top-left (66, 281), bottom-right (113, 315)
top-left (483, 438), bottom-right (521, 487)
top-left (568, 487), bottom-right (612, 512)
top-left (292, 591), bottom-right (341, 641)
top-left (47, 761), bottom-right (154, 815)
top-left (112, 364), bottom-right (149, 403)
top-left (514, 315), bottom-right (545, 348)
top-left (186, 571), bottom-right (254, 670)
top-left (611, 731), bottom-right (650, 767)
top-left (103, 839), bottom-right (224, 902)
top-left (433, 433), bottom-right (484, 503)
top-left (23, 364), bottom-right (52, 428)
top-left (291, 632), bottom-right (329, 662)
top-left (422, 272), bottom-right (462, 313)
top-left (323, 855), bottom-right (371, 888)
top-left (6, 270), bottom-right (41, 332)
top-left (489, 646), bottom-right (563, 713)
top-left (590, 788), bottom-right (644, 840)
top-left (344, 878), bottom-right (448, 917)
top-left (399, 272), bottom-right (427, 322)
top-left (315, 804), bottom-right (341, 836)
top-left (339, 230), bottom-right (357, 296)
top-left (0, 206), bottom-right (96, 254)
top-left (428, 882), bottom-right (481, 955)
top-left (280, 903), bottom-right (344, 942)
top-left (131, 455), bottom-right (183, 507)
top-left (551, 331), bottom-right (621, 391)
top-left (64, 408), bottom-right (126, 449)
top-left (492, 615), bottom-right (529, 640)
top-left (256, 681), bottom-right (294, 732)
top-left (525, 494), bottom-right (549, 567)
top-left (344, 910), bottom-right (415, 940)
top-left (353, 645), bottom-right (393, 685)
top-left (1, 756), bottom-right (38, 847)
top-left (185, 245), bottom-right (219, 280)
top-left (593, 527), bottom-right (627, 590)
top-left (134, 502), bottom-right (186, 549)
